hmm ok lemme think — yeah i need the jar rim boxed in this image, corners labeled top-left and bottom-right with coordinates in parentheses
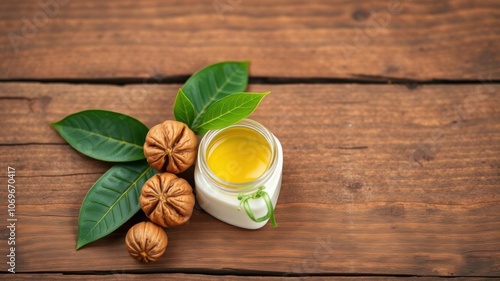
top-left (197, 119), bottom-right (278, 194)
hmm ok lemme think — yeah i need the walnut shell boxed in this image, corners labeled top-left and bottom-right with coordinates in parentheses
top-left (125, 222), bottom-right (168, 263)
top-left (140, 173), bottom-right (195, 227)
top-left (144, 120), bottom-right (197, 174)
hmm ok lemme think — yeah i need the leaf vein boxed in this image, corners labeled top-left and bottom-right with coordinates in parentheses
top-left (79, 165), bottom-right (154, 245)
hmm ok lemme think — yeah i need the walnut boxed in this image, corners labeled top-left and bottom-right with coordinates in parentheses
top-left (125, 221), bottom-right (168, 263)
top-left (144, 120), bottom-right (197, 174)
top-left (140, 173), bottom-right (195, 227)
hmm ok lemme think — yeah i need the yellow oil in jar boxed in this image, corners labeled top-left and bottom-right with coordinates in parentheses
top-left (206, 127), bottom-right (272, 184)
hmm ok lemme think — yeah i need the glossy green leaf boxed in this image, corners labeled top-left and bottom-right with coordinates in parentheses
top-left (76, 160), bottom-right (157, 250)
top-left (194, 92), bottom-right (270, 135)
top-left (51, 110), bottom-right (148, 162)
top-left (173, 88), bottom-right (195, 126)
top-left (182, 61), bottom-right (249, 128)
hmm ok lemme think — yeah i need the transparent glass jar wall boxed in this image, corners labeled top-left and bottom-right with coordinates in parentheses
top-left (194, 119), bottom-right (283, 229)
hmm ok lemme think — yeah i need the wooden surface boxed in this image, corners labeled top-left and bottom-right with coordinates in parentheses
top-left (1, 0), bottom-right (499, 280)
top-left (0, 0), bottom-right (499, 80)
top-left (7, 275), bottom-right (491, 281)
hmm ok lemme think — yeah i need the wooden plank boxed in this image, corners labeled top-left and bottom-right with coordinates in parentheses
top-left (0, 274), bottom-right (468, 281)
top-left (5, 274), bottom-right (491, 281)
top-left (0, 0), bottom-right (498, 80)
top-left (0, 83), bottom-right (499, 276)
top-left (0, 83), bottom-right (178, 144)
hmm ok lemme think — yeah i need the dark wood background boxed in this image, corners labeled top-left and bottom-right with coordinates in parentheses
top-left (0, 0), bottom-right (499, 280)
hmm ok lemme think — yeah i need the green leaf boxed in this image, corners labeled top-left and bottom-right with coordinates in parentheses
top-left (76, 160), bottom-right (157, 250)
top-left (193, 92), bottom-right (270, 135)
top-left (51, 110), bottom-right (149, 162)
top-left (182, 61), bottom-right (249, 128)
top-left (173, 88), bottom-right (195, 126)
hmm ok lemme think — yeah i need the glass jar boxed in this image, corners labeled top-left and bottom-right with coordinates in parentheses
top-left (194, 119), bottom-right (283, 229)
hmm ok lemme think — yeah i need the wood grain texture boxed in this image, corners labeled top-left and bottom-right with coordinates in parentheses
top-left (3, 275), bottom-right (492, 281)
top-left (0, 0), bottom-right (498, 80)
top-left (0, 83), bottom-right (498, 276)
top-left (0, 272), bottom-right (485, 281)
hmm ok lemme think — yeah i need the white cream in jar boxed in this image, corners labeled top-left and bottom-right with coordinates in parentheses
top-left (194, 119), bottom-right (283, 229)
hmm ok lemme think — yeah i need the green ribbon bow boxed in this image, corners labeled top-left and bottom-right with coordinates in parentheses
top-left (237, 186), bottom-right (277, 228)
